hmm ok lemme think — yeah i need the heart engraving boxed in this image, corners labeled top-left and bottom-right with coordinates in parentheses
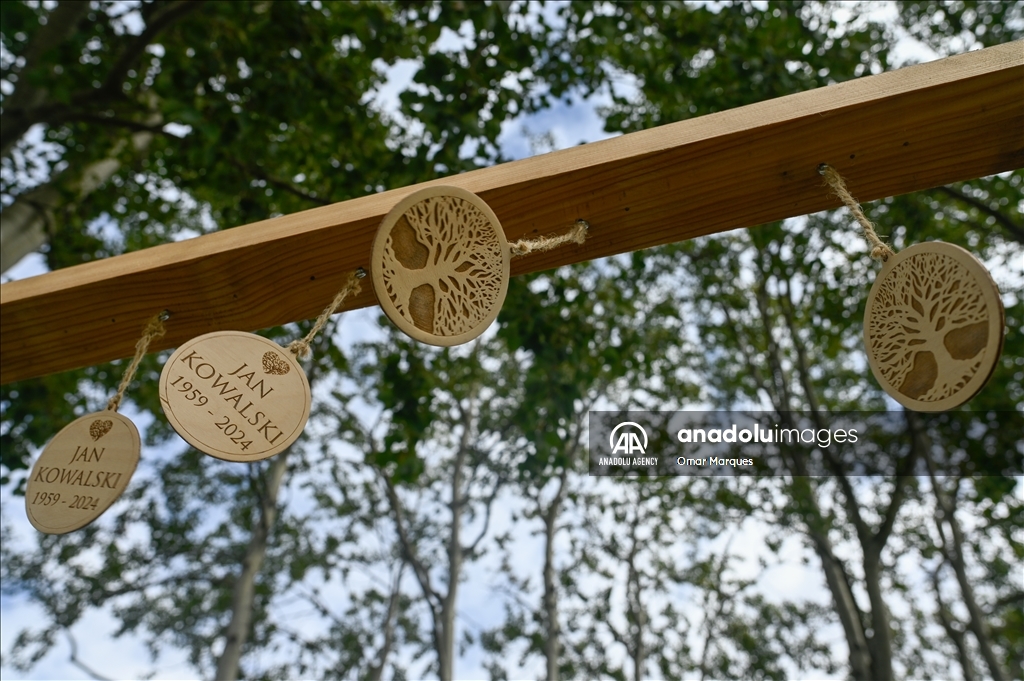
top-left (262, 351), bottom-right (290, 375)
top-left (89, 419), bottom-right (113, 441)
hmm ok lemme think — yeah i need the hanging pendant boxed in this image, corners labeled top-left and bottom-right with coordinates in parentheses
top-left (159, 331), bottom-right (311, 461)
top-left (26, 412), bottom-right (140, 534)
top-left (864, 241), bottom-right (1004, 412)
top-left (371, 186), bottom-right (511, 347)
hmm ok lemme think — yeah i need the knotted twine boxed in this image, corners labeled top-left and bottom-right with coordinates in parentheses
top-left (819, 164), bottom-right (895, 262)
top-left (106, 312), bottom-right (168, 412)
top-left (509, 219), bottom-right (589, 257)
top-left (287, 270), bottom-right (364, 359)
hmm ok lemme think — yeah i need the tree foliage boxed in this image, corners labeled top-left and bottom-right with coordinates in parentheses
top-left (2, 2), bottom-right (1022, 680)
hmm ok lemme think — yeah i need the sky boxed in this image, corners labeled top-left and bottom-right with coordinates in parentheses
top-left (0, 2), bottom-right (1010, 680)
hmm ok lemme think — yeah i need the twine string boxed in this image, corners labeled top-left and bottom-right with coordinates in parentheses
top-left (819, 164), bottom-right (895, 262)
top-left (288, 270), bottom-right (364, 359)
top-left (509, 219), bottom-right (589, 257)
top-left (106, 312), bottom-right (169, 412)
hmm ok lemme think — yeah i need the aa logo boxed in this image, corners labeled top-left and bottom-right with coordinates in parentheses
top-left (609, 422), bottom-right (648, 455)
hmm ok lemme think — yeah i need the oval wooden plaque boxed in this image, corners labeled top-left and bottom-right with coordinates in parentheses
top-left (864, 241), bottom-right (1005, 412)
top-left (371, 185), bottom-right (511, 346)
top-left (26, 411), bottom-right (140, 534)
top-left (160, 331), bottom-right (311, 462)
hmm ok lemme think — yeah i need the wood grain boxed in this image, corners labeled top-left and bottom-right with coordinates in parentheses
top-left (2, 41), bottom-right (1022, 384)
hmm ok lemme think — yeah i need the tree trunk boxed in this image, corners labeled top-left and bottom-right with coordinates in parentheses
top-left (625, 521), bottom-right (646, 681)
top-left (438, 409), bottom-right (472, 681)
top-left (367, 567), bottom-right (404, 681)
top-left (541, 469), bottom-right (568, 681)
top-left (1, 116), bottom-right (159, 274)
top-left (751, 280), bottom-right (874, 680)
top-left (542, 522), bottom-right (559, 680)
top-left (803, 521), bottom-right (873, 680)
top-left (379, 468), bottom-right (449, 679)
top-left (932, 569), bottom-right (978, 681)
top-left (939, 500), bottom-right (1009, 681)
top-left (0, 183), bottom-right (61, 273)
top-left (1, 0), bottom-right (201, 274)
top-left (214, 451), bottom-right (289, 681)
top-left (916, 418), bottom-right (1010, 681)
top-left (862, 552), bottom-right (894, 681)
top-left (776, 270), bottom-right (905, 681)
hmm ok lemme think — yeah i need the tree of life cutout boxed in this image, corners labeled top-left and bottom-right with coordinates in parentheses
top-left (865, 241), bottom-right (1003, 411)
top-left (372, 186), bottom-right (510, 346)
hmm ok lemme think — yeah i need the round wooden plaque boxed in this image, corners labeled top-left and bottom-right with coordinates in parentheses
top-left (26, 411), bottom-right (140, 534)
top-left (160, 331), bottom-right (311, 462)
top-left (864, 241), bottom-right (1004, 412)
top-left (371, 186), bottom-right (510, 346)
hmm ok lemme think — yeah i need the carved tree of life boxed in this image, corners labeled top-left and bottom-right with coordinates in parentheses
top-left (865, 242), bottom-right (1003, 411)
top-left (373, 186), bottom-right (510, 347)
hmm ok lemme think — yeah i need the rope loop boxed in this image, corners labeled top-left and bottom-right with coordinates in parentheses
top-left (819, 164), bottom-right (895, 262)
top-left (287, 269), bottom-right (364, 359)
top-left (106, 311), bottom-right (168, 412)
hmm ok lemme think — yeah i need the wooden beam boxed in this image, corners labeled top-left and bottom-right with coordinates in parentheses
top-left (2, 41), bottom-right (1022, 384)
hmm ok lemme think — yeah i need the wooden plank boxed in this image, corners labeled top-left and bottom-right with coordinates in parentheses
top-left (2, 41), bottom-right (1022, 385)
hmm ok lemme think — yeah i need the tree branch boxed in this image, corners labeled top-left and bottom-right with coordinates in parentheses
top-left (378, 469), bottom-right (441, 610)
top-left (930, 567), bottom-right (978, 681)
top-left (2, 2), bottom-right (202, 156)
top-left (62, 112), bottom-right (179, 137)
top-left (94, 1), bottom-right (206, 103)
top-left (1, 101), bottom-right (161, 273)
top-left (720, 303), bottom-right (777, 412)
top-left (777, 276), bottom-right (820, 413)
top-left (367, 565), bottom-right (405, 681)
top-left (755, 281), bottom-right (793, 411)
top-left (869, 415), bottom-right (921, 553)
top-left (66, 630), bottom-right (114, 681)
top-left (780, 265), bottom-right (901, 679)
top-left (935, 185), bottom-right (1024, 246)
top-left (0, 1), bottom-right (92, 158)
top-left (466, 472), bottom-right (505, 556)
top-left (229, 158), bottom-right (332, 206)
top-left (990, 591), bottom-right (1024, 612)
top-left (697, 549), bottom-right (734, 681)
top-left (917, 414), bottom-right (1010, 681)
